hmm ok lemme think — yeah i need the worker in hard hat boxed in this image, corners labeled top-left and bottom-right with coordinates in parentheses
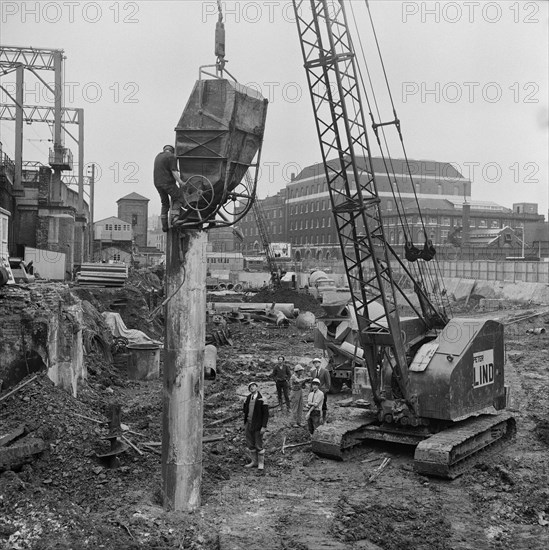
top-left (289, 364), bottom-right (311, 428)
top-left (305, 378), bottom-right (324, 435)
top-left (272, 355), bottom-right (292, 413)
top-left (242, 381), bottom-right (269, 471)
top-left (309, 357), bottom-right (331, 423)
top-left (153, 144), bottom-right (185, 232)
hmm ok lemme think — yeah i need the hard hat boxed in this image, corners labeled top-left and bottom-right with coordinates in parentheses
top-left (311, 378), bottom-right (321, 385)
top-left (312, 358), bottom-right (321, 363)
top-left (163, 144), bottom-right (175, 151)
top-left (248, 382), bottom-right (258, 391)
top-left (294, 364), bottom-right (304, 372)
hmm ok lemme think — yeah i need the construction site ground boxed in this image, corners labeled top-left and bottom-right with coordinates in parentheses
top-left (1, 287), bottom-right (549, 550)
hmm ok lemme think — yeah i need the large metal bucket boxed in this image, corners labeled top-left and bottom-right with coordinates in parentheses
top-left (127, 343), bottom-right (160, 381)
top-left (175, 79), bottom-right (268, 221)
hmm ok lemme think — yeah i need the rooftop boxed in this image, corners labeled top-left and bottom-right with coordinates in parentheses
top-left (117, 192), bottom-right (150, 202)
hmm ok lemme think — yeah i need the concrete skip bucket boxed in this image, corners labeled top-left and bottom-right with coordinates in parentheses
top-left (175, 78), bottom-right (268, 224)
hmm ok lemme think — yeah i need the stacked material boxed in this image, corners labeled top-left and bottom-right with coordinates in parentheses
top-left (75, 263), bottom-right (128, 287)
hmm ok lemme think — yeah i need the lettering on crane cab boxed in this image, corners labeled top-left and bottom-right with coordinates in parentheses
top-left (473, 350), bottom-right (494, 388)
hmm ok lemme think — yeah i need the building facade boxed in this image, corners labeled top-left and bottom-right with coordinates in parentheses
top-left (92, 216), bottom-right (133, 263)
top-left (235, 156), bottom-right (545, 262)
top-left (117, 192), bottom-right (149, 248)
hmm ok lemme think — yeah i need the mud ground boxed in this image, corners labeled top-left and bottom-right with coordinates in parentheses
top-left (1, 297), bottom-right (548, 549)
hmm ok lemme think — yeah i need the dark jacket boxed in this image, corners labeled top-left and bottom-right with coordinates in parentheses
top-left (309, 365), bottom-right (331, 394)
top-left (243, 391), bottom-right (269, 431)
top-left (272, 363), bottom-right (292, 382)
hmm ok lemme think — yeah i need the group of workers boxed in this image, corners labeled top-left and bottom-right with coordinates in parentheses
top-left (242, 356), bottom-right (332, 472)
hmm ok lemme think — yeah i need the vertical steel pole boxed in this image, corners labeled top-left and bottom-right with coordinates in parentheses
top-left (14, 65), bottom-right (24, 193)
top-left (89, 164), bottom-right (95, 260)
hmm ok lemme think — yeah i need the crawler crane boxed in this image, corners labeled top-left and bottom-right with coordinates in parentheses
top-left (291, 0), bottom-right (515, 477)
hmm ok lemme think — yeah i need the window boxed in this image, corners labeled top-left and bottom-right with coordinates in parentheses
top-left (504, 233), bottom-right (512, 243)
top-left (479, 219), bottom-right (487, 228)
top-left (441, 230), bottom-right (449, 240)
top-left (442, 217), bottom-right (451, 226)
top-left (438, 183), bottom-right (442, 195)
top-left (113, 253), bottom-right (121, 261)
top-left (415, 183), bottom-right (421, 194)
top-left (305, 204), bottom-right (308, 213)
top-left (316, 200), bottom-right (320, 211)
top-left (322, 201), bottom-right (326, 210)
top-left (132, 214), bottom-right (138, 226)
top-left (322, 218), bottom-right (325, 228)
top-left (327, 217), bottom-right (331, 227)
top-left (387, 200), bottom-right (393, 211)
top-left (305, 220), bottom-right (308, 229)
top-left (428, 217), bottom-right (437, 225)
top-left (491, 220), bottom-right (500, 228)
top-left (105, 224), bottom-right (112, 231)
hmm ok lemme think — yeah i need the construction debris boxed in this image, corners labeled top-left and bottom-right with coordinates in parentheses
top-left (75, 263), bottom-right (128, 287)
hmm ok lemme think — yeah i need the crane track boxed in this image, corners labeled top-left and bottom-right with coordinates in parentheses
top-left (311, 412), bottom-right (516, 479)
top-left (414, 411), bottom-right (516, 479)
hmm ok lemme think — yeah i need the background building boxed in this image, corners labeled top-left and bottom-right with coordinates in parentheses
top-left (235, 156), bottom-right (546, 263)
top-left (93, 216), bottom-right (133, 263)
top-left (117, 192), bottom-right (149, 248)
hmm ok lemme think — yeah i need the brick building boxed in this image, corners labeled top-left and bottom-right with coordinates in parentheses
top-left (235, 156), bottom-right (545, 262)
top-left (117, 192), bottom-right (149, 249)
top-left (235, 189), bottom-right (287, 255)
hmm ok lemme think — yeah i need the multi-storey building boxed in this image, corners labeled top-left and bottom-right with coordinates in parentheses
top-left (235, 156), bottom-right (545, 262)
top-left (236, 189), bottom-right (287, 255)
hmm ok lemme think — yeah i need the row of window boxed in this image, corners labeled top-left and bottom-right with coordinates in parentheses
top-left (287, 181), bottom-right (465, 200)
top-left (290, 234), bottom-right (334, 245)
top-left (290, 217), bottom-right (331, 230)
top-left (242, 225), bottom-right (283, 237)
top-left (207, 258), bottom-right (231, 263)
top-left (386, 217), bottom-right (502, 229)
top-left (104, 223), bottom-right (131, 231)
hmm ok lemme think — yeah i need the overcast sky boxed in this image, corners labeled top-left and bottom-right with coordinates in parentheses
top-left (1, 0), bottom-right (547, 222)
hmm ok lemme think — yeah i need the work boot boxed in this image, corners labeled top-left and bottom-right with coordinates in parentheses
top-left (245, 449), bottom-right (258, 468)
top-left (277, 401), bottom-right (283, 412)
top-left (161, 216), bottom-right (169, 233)
top-left (257, 450), bottom-right (265, 471)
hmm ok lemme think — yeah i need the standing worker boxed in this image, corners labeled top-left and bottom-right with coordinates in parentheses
top-left (289, 364), bottom-right (311, 428)
top-left (305, 378), bottom-right (324, 434)
top-left (272, 355), bottom-right (292, 413)
top-left (153, 144), bottom-right (185, 232)
top-left (309, 358), bottom-right (331, 423)
top-left (243, 382), bottom-right (269, 471)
